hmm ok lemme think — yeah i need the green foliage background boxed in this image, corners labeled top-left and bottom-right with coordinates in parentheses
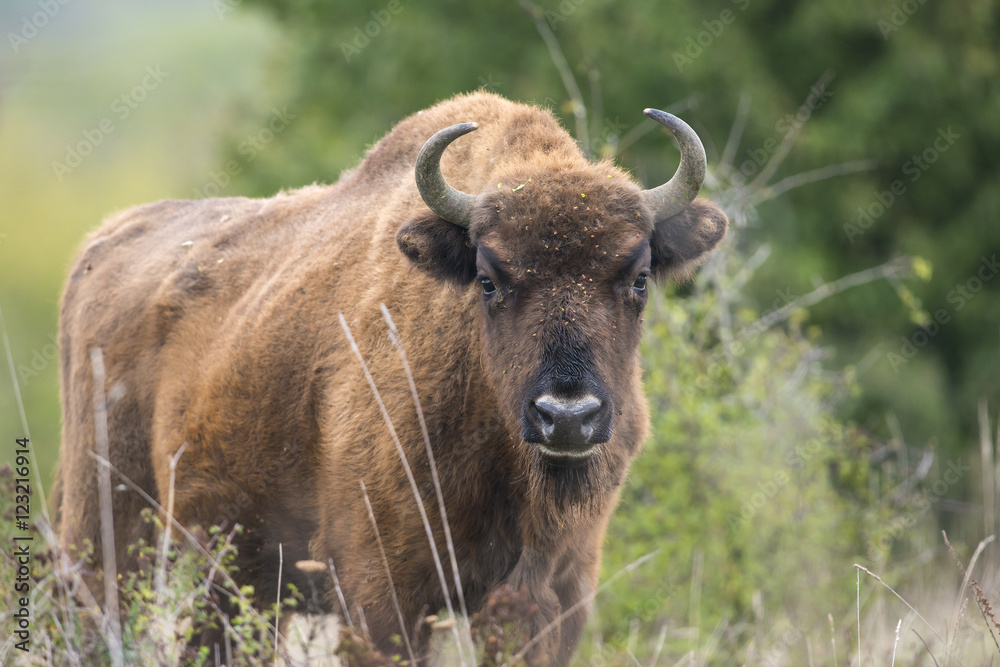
top-left (1, 0), bottom-right (998, 663)
top-left (229, 0), bottom-right (1000, 458)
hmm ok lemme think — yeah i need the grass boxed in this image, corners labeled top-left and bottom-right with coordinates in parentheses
top-left (2, 484), bottom-right (996, 665)
top-left (2, 305), bottom-right (998, 664)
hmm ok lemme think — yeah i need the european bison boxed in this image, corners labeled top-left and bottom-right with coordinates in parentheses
top-left (55, 91), bottom-right (726, 664)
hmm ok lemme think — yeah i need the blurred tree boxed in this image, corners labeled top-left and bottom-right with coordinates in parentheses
top-left (230, 0), bottom-right (999, 468)
top-left (211, 3), bottom-right (1000, 656)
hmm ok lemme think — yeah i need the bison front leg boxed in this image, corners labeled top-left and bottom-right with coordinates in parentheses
top-left (499, 548), bottom-right (563, 665)
top-left (498, 546), bottom-right (600, 665)
top-left (551, 571), bottom-right (594, 665)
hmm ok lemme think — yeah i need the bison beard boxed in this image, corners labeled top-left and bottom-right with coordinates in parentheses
top-left (54, 91), bottom-right (727, 665)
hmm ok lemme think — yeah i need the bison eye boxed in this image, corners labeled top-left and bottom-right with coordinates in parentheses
top-left (632, 274), bottom-right (648, 291)
top-left (481, 277), bottom-right (496, 295)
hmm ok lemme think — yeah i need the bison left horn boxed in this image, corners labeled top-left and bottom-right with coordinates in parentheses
top-left (640, 109), bottom-right (707, 222)
top-left (415, 122), bottom-right (480, 228)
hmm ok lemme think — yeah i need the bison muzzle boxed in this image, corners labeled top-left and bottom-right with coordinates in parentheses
top-left (55, 92), bottom-right (727, 664)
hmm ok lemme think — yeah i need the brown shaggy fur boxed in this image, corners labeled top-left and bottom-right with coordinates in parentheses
top-left (55, 91), bottom-right (726, 664)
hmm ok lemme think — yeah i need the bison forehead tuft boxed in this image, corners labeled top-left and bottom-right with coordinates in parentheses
top-left (470, 165), bottom-right (654, 274)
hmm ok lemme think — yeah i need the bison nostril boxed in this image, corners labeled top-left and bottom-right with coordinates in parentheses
top-left (532, 394), bottom-right (604, 446)
top-left (581, 405), bottom-right (602, 428)
top-left (532, 400), bottom-right (555, 430)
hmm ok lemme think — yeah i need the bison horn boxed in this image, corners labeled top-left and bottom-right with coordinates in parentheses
top-left (415, 122), bottom-right (480, 228)
top-left (640, 109), bottom-right (707, 221)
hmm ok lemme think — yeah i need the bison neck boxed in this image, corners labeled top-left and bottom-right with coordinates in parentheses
top-left (309, 284), bottom-right (631, 637)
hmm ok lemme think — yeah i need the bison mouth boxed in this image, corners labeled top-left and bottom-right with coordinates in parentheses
top-left (529, 443), bottom-right (615, 513)
top-left (537, 443), bottom-right (594, 466)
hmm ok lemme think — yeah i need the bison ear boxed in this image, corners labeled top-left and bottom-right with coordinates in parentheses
top-left (649, 198), bottom-right (728, 282)
top-left (397, 213), bottom-right (478, 284)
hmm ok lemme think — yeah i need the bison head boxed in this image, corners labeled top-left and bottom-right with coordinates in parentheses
top-left (398, 108), bottom-right (726, 491)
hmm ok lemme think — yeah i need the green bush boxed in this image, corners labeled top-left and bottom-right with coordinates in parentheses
top-left (589, 247), bottom-right (882, 664)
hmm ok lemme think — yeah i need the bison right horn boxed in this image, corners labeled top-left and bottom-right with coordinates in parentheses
top-left (640, 109), bottom-right (707, 222)
top-left (415, 122), bottom-right (480, 228)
